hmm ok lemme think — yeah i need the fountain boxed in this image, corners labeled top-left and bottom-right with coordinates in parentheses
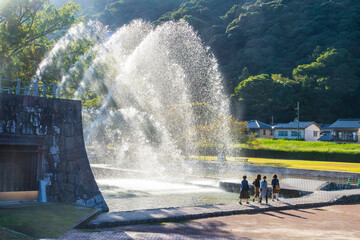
top-left (41, 19), bottom-right (232, 174)
top-left (36, 19), bottom-right (236, 210)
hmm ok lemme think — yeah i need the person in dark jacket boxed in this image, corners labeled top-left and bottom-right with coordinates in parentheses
top-left (271, 174), bottom-right (280, 201)
top-left (239, 175), bottom-right (250, 205)
top-left (252, 174), bottom-right (261, 202)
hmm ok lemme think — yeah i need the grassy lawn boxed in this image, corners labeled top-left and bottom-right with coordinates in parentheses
top-left (0, 227), bottom-right (33, 240)
top-left (237, 138), bottom-right (360, 154)
top-left (0, 203), bottom-right (96, 239)
top-left (192, 155), bottom-right (360, 173)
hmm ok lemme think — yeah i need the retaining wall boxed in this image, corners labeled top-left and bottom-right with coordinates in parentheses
top-left (0, 94), bottom-right (108, 211)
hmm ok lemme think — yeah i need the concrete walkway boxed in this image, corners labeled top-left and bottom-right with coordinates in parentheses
top-left (61, 204), bottom-right (360, 239)
top-left (85, 188), bottom-right (360, 229)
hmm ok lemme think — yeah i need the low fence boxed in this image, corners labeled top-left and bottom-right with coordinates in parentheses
top-left (0, 78), bottom-right (56, 98)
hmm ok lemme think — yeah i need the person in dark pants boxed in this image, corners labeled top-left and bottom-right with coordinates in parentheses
top-left (260, 176), bottom-right (268, 204)
top-left (239, 175), bottom-right (250, 205)
top-left (252, 174), bottom-right (261, 202)
top-left (271, 174), bottom-right (280, 201)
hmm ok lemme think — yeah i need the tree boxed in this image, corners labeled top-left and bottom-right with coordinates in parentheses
top-left (233, 74), bottom-right (298, 122)
top-left (0, 0), bottom-right (81, 79)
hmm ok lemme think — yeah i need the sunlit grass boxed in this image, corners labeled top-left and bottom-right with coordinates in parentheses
top-left (234, 138), bottom-right (360, 153)
top-left (191, 155), bottom-right (360, 173)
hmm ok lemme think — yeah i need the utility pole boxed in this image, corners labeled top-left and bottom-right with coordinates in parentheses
top-left (295, 102), bottom-right (300, 140)
top-left (271, 115), bottom-right (274, 138)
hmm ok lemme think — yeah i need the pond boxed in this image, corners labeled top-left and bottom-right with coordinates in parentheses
top-left (97, 177), bottom-right (239, 211)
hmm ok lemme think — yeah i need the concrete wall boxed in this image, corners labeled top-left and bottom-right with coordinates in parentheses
top-left (304, 124), bottom-right (321, 141)
top-left (0, 94), bottom-right (108, 211)
top-left (259, 129), bottom-right (273, 139)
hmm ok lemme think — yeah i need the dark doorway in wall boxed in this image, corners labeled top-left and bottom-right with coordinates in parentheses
top-left (0, 145), bottom-right (41, 192)
top-left (0, 136), bottom-right (44, 202)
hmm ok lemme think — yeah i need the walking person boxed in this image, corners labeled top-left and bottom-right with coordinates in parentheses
top-left (252, 174), bottom-right (261, 202)
top-left (239, 175), bottom-right (250, 205)
top-left (259, 176), bottom-right (268, 204)
top-left (271, 174), bottom-right (280, 201)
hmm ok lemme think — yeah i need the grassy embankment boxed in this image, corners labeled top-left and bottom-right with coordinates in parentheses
top-left (193, 139), bottom-right (360, 173)
top-left (233, 139), bottom-right (360, 162)
top-left (0, 203), bottom-right (96, 239)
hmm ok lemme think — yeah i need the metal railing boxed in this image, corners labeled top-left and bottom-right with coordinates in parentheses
top-left (0, 78), bottom-right (56, 98)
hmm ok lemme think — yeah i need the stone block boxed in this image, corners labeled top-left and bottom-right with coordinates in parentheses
top-left (75, 136), bottom-right (84, 148)
top-left (66, 161), bottom-right (76, 173)
top-left (57, 173), bottom-right (66, 183)
top-left (50, 182), bottom-right (61, 196)
top-left (64, 124), bottom-right (75, 137)
top-left (77, 158), bottom-right (90, 170)
top-left (21, 124), bottom-right (34, 135)
top-left (75, 199), bottom-right (86, 206)
top-left (30, 113), bottom-right (40, 127)
top-left (53, 126), bottom-right (61, 135)
top-left (53, 114), bottom-right (63, 126)
top-left (50, 145), bottom-right (60, 155)
top-left (75, 123), bottom-right (83, 136)
top-left (22, 95), bottom-right (34, 107)
top-left (60, 191), bottom-right (76, 203)
top-left (65, 183), bottom-right (76, 193)
top-left (75, 186), bottom-right (84, 197)
top-left (53, 154), bottom-right (60, 163)
top-left (94, 194), bottom-right (104, 203)
top-left (86, 197), bottom-right (96, 208)
top-left (65, 137), bottom-right (75, 151)
top-left (67, 173), bottom-right (76, 184)
top-left (6, 120), bottom-right (16, 133)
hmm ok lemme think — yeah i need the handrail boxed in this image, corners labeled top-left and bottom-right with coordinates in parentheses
top-left (0, 78), bottom-right (57, 98)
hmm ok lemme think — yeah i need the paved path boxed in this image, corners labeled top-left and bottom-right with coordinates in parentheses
top-left (85, 188), bottom-right (360, 229)
top-left (61, 204), bottom-right (360, 239)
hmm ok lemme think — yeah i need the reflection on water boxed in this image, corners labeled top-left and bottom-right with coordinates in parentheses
top-left (97, 178), bottom-right (238, 211)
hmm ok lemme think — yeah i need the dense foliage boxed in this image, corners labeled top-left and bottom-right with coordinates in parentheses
top-left (1, 0), bottom-right (359, 124)
top-left (152, 0), bottom-right (360, 123)
top-left (0, 0), bottom-right (81, 80)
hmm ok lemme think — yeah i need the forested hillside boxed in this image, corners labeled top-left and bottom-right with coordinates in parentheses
top-left (1, 0), bottom-right (359, 123)
top-left (152, 0), bottom-right (360, 123)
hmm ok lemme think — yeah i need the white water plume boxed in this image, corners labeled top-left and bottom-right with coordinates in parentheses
top-left (50, 19), bottom-right (231, 176)
top-left (34, 20), bottom-right (108, 82)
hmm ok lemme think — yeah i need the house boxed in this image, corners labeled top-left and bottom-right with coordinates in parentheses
top-left (246, 120), bottom-right (273, 138)
top-left (328, 119), bottom-right (360, 143)
top-left (274, 121), bottom-right (321, 141)
top-left (318, 123), bottom-right (333, 142)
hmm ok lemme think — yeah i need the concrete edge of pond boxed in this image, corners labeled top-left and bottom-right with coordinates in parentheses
top-left (81, 190), bottom-right (360, 229)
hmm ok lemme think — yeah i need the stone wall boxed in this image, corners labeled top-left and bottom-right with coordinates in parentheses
top-left (0, 94), bottom-right (108, 211)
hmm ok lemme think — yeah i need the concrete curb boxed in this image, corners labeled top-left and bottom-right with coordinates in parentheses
top-left (83, 194), bottom-right (360, 229)
top-left (73, 209), bottom-right (103, 229)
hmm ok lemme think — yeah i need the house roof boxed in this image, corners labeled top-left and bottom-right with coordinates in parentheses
top-left (329, 119), bottom-right (360, 129)
top-left (318, 123), bottom-right (331, 130)
top-left (247, 120), bottom-right (272, 130)
top-left (274, 121), bottom-right (319, 129)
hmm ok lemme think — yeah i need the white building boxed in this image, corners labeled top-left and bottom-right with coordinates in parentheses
top-left (274, 121), bottom-right (321, 141)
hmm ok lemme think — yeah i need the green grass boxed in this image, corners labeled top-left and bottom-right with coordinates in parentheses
top-left (237, 138), bottom-right (360, 154)
top-left (0, 203), bottom-right (96, 239)
top-left (0, 228), bottom-right (33, 240)
top-left (191, 155), bottom-right (360, 173)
